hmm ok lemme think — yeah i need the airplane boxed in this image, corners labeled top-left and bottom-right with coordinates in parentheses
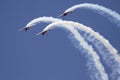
top-left (23, 25), bottom-right (32, 31)
top-left (18, 26), bottom-right (30, 31)
top-left (24, 27), bottom-right (29, 31)
top-left (40, 31), bottom-right (47, 35)
top-left (57, 11), bottom-right (72, 17)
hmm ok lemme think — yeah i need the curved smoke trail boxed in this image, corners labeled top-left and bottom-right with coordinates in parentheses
top-left (83, 33), bottom-right (120, 80)
top-left (22, 16), bottom-right (120, 61)
top-left (20, 16), bottom-right (62, 31)
top-left (23, 16), bottom-right (120, 79)
top-left (62, 3), bottom-right (120, 26)
top-left (36, 17), bottom-right (120, 64)
top-left (22, 16), bottom-right (108, 80)
top-left (41, 21), bottom-right (108, 80)
top-left (41, 20), bottom-right (120, 80)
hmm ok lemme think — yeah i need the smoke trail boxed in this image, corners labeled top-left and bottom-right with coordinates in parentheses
top-left (23, 16), bottom-right (120, 79)
top-left (41, 21), bottom-right (108, 80)
top-left (53, 21), bottom-right (120, 63)
top-left (22, 16), bottom-right (62, 31)
top-left (22, 16), bottom-right (120, 60)
top-left (39, 18), bottom-right (120, 64)
top-left (83, 33), bottom-right (120, 80)
top-left (41, 20), bottom-right (120, 80)
top-left (63, 3), bottom-right (120, 26)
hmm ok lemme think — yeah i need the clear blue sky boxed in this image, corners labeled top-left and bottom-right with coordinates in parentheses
top-left (0, 0), bottom-right (120, 80)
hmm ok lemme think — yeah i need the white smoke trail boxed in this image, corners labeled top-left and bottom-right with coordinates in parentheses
top-left (21, 16), bottom-right (62, 31)
top-left (23, 16), bottom-right (120, 61)
top-left (41, 21), bottom-right (108, 80)
top-left (40, 19), bottom-right (120, 63)
top-left (63, 3), bottom-right (120, 26)
top-left (23, 16), bottom-right (108, 80)
top-left (83, 33), bottom-right (120, 80)
top-left (23, 17), bottom-right (107, 79)
top-left (25, 17), bottom-right (120, 62)
top-left (23, 16), bottom-right (120, 79)
top-left (41, 19), bottom-right (120, 80)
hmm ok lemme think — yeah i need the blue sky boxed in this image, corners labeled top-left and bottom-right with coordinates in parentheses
top-left (0, 0), bottom-right (120, 80)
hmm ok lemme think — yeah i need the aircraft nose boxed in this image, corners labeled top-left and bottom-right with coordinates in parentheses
top-left (57, 13), bottom-right (64, 17)
top-left (24, 27), bottom-right (29, 31)
top-left (41, 31), bottom-right (47, 35)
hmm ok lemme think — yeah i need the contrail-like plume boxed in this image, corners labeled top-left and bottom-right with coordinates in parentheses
top-left (40, 19), bottom-right (120, 80)
top-left (40, 19), bottom-right (120, 63)
top-left (19, 16), bottom-right (62, 31)
top-left (60, 3), bottom-right (120, 26)
top-left (25, 16), bottom-right (119, 61)
top-left (75, 23), bottom-right (120, 64)
top-left (21, 16), bottom-right (108, 80)
top-left (41, 21), bottom-right (108, 80)
top-left (22, 16), bottom-right (120, 79)
top-left (83, 33), bottom-right (120, 80)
